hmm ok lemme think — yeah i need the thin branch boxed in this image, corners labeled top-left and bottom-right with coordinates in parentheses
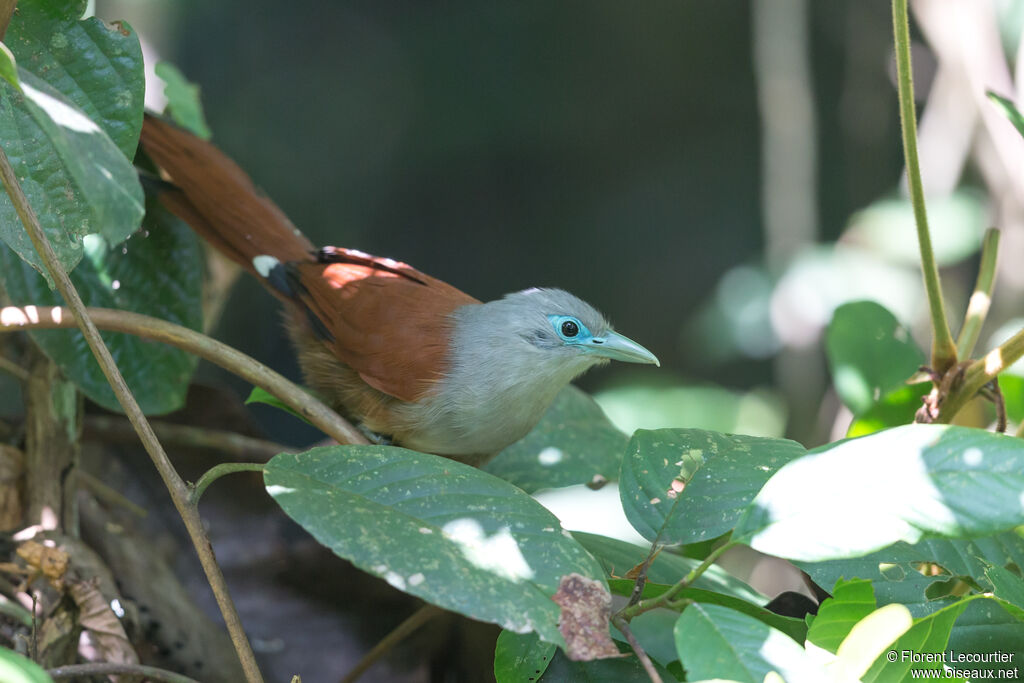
top-left (0, 305), bottom-right (367, 447)
top-left (85, 415), bottom-right (296, 462)
top-left (625, 544), bottom-right (661, 608)
top-left (0, 0), bottom-right (16, 41)
top-left (617, 542), bottom-right (736, 621)
top-left (892, 0), bottom-right (957, 374)
top-left (190, 462), bottom-right (265, 505)
top-left (77, 469), bottom-right (148, 518)
top-left (938, 328), bottom-right (1024, 422)
top-left (0, 353), bottom-right (28, 381)
top-left (48, 662), bottom-right (202, 683)
top-left (0, 145), bottom-right (266, 681)
top-left (612, 615), bottom-right (663, 683)
top-left (956, 228), bottom-right (1000, 358)
top-left (340, 605), bottom-right (442, 683)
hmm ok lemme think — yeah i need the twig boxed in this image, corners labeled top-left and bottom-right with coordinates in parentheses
top-left (617, 542), bottom-right (735, 621)
top-left (0, 353), bottom-right (28, 381)
top-left (0, 145), bottom-right (266, 681)
top-left (48, 662), bottom-right (202, 683)
top-left (956, 228), bottom-right (1000, 359)
top-left (77, 469), bottom-right (148, 518)
top-left (937, 329), bottom-right (1024, 423)
top-left (190, 462), bottom-right (265, 505)
top-left (612, 615), bottom-right (662, 683)
top-left (340, 604), bottom-right (442, 683)
top-left (892, 0), bottom-right (957, 374)
top-left (85, 415), bottom-right (296, 462)
top-left (0, 305), bottom-right (367, 447)
top-left (0, 0), bottom-right (16, 42)
top-left (625, 544), bottom-right (660, 608)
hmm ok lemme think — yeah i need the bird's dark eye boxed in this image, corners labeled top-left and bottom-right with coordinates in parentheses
top-left (561, 320), bottom-right (579, 338)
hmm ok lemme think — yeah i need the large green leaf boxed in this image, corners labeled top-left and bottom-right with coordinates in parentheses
top-left (485, 386), bottom-right (627, 493)
top-left (825, 301), bottom-right (923, 415)
top-left (861, 598), bottom-right (976, 682)
top-left (674, 603), bottom-right (826, 683)
top-left (806, 578), bottom-right (877, 654)
top-left (620, 429), bottom-right (806, 545)
top-left (0, 648), bottom-right (53, 683)
top-left (0, 197), bottom-right (202, 414)
top-left (0, 0), bottom-right (144, 275)
top-left (494, 630), bottom-right (556, 683)
top-left (734, 425), bottom-right (1024, 561)
top-left (264, 445), bottom-right (606, 645)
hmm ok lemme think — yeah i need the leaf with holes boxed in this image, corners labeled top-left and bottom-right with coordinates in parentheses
top-left (735, 425), bottom-right (1024, 562)
top-left (485, 386), bottom-right (627, 493)
top-left (0, 197), bottom-right (202, 414)
top-left (826, 301), bottom-right (923, 415)
top-left (494, 630), bottom-right (556, 683)
top-left (619, 428), bottom-right (806, 545)
top-left (264, 445), bottom-right (606, 646)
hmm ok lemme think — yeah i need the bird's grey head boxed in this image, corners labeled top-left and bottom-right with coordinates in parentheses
top-left (452, 288), bottom-right (659, 381)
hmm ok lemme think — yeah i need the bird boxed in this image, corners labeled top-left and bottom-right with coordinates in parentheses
top-left (138, 115), bottom-right (659, 466)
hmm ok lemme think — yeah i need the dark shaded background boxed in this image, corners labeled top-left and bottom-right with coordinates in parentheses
top-left (99, 0), bottom-right (907, 446)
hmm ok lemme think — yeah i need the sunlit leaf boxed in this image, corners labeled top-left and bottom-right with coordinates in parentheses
top-left (0, 43), bottom-right (19, 90)
top-left (674, 604), bottom-right (826, 683)
top-left (264, 445), bottom-right (605, 645)
top-left (806, 578), bottom-right (877, 654)
top-left (735, 425), bottom-right (1024, 562)
top-left (825, 301), bottom-right (923, 415)
top-left (155, 62), bottom-right (211, 140)
top-left (0, 648), bottom-right (53, 683)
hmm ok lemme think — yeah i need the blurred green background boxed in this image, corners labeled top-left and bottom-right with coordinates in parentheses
top-left (96, 0), bottom-right (1022, 446)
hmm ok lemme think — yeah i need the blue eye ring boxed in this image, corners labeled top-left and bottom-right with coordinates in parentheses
top-left (549, 315), bottom-right (591, 344)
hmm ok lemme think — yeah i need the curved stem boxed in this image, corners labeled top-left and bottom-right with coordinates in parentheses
top-left (85, 415), bottom-right (297, 462)
top-left (340, 605), bottom-right (442, 683)
top-left (0, 146), bottom-right (268, 681)
top-left (48, 662), bottom-right (201, 683)
top-left (617, 542), bottom-right (736, 621)
top-left (191, 462), bottom-right (265, 505)
top-left (0, 305), bottom-right (367, 447)
top-left (892, 0), bottom-right (957, 374)
top-left (956, 228), bottom-right (1000, 359)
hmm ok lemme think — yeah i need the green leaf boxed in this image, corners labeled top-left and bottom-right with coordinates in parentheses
top-left (861, 597), bottom-right (976, 682)
top-left (0, 43), bottom-right (19, 90)
top-left (0, 2), bottom-right (144, 276)
top-left (988, 91), bottom-right (1024, 139)
top-left (494, 630), bottom-right (556, 683)
top-left (485, 386), bottom-right (627, 493)
top-left (537, 647), bottom-right (675, 682)
top-left (264, 445), bottom-right (606, 645)
top-left (0, 648), bottom-right (54, 683)
top-left (846, 383), bottom-right (930, 438)
top-left (825, 301), bottom-right (924, 415)
top-left (6, 2), bottom-right (144, 157)
top-left (0, 196), bottom-right (203, 414)
top-left (245, 386), bottom-right (314, 425)
top-left (806, 578), bottom-right (877, 653)
top-left (154, 62), bottom-right (212, 140)
top-left (734, 425), bottom-right (1024, 561)
top-left (674, 603), bottom-right (826, 683)
top-left (984, 564), bottom-right (1024, 620)
top-left (620, 429), bottom-right (806, 545)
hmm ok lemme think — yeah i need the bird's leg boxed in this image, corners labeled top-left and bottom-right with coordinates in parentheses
top-left (357, 424), bottom-right (394, 446)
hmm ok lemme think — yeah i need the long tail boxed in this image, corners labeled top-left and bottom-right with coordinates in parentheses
top-left (137, 114), bottom-right (315, 279)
